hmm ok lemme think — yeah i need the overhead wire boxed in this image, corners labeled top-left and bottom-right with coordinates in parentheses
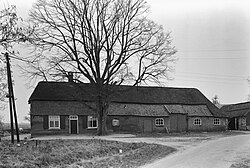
top-left (176, 49), bottom-right (250, 60)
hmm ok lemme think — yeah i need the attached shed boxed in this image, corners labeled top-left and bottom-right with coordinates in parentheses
top-left (220, 102), bottom-right (250, 130)
top-left (165, 105), bottom-right (227, 132)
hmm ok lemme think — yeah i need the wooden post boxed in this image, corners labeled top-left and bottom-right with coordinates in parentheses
top-left (5, 52), bottom-right (15, 143)
top-left (5, 52), bottom-right (20, 143)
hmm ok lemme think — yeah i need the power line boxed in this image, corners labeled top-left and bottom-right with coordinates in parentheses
top-left (175, 77), bottom-right (247, 86)
top-left (177, 49), bottom-right (250, 60)
top-left (179, 56), bottom-right (250, 60)
top-left (178, 49), bottom-right (250, 53)
top-left (177, 75), bottom-right (246, 83)
top-left (177, 72), bottom-right (247, 80)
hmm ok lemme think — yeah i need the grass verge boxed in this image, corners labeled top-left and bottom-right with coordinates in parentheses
top-left (0, 139), bottom-right (176, 168)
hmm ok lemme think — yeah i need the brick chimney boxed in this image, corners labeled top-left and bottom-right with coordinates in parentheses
top-left (68, 72), bottom-right (74, 83)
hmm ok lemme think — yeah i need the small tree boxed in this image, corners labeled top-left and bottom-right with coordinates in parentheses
top-left (24, 111), bottom-right (30, 122)
top-left (25, 0), bottom-right (177, 135)
top-left (212, 95), bottom-right (220, 105)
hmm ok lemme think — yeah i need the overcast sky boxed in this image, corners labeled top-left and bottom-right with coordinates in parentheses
top-left (1, 0), bottom-right (250, 123)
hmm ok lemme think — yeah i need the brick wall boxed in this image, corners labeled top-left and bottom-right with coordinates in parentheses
top-left (188, 117), bottom-right (227, 132)
top-left (31, 115), bottom-right (69, 136)
top-left (108, 116), bottom-right (169, 133)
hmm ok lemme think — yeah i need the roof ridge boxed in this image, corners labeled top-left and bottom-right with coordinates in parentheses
top-left (222, 101), bottom-right (250, 107)
top-left (38, 81), bottom-right (198, 90)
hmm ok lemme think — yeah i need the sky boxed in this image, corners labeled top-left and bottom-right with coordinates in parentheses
top-left (0, 0), bottom-right (250, 123)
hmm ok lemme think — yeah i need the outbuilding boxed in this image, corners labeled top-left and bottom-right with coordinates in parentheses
top-left (220, 101), bottom-right (250, 130)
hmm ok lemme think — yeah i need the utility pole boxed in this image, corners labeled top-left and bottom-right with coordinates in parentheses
top-left (5, 52), bottom-right (20, 143)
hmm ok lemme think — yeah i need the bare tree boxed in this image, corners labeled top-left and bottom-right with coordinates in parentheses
top-left (0, 5), bottom-right (19, 110)
top-left (0, 67), bottom-right (7, 110)
top-left (26, 0), bottom-right (177, 135)
top-left (0, 5), bottom-right (32, 109)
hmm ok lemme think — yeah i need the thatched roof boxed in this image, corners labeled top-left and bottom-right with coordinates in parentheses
top-left (220, 101), bottom-right (250, 118)
top-left (165, 105), bottom-right (213, 117)
top-left (29, 81), bottom-right (223, 117)
top-left (108, 103), bottom-right (170, 116)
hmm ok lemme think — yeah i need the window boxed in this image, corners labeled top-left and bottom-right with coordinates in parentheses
top-left (155, 118), bottom-right (164, 126)
top-left (213, 118), bottom-right (220, 125)
top-left (194, 118), bottom-right (201, 125)
top-left (88, 116), bottom-right (98, 128)
top-left (49, 116), bottom-right (60, 129)
top-left (112, 119), bottom-right (120, 126)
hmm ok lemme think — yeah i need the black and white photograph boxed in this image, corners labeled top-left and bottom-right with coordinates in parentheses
top-left (0, 0), bottom-right (250, 167)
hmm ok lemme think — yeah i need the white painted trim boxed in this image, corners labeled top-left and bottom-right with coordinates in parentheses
top-left (155, 118), bottom-right (164, 126)
top-left (49, 115), bottom-right (60, 129)
top-left (213, 118), bottom-right (220, 125)
top-left (193, 118), bottom-right (202, 125)
top-left (69, 115), bottom-right (78, 134)
top-left (87, 116), bottom-right (98, 129)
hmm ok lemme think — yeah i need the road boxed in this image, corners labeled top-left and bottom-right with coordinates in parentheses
top-left (142, 134), bottom-right (250, 168)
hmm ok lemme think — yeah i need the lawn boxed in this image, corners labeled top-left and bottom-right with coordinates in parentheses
top-left (0, 139), bottom-right (176, 168)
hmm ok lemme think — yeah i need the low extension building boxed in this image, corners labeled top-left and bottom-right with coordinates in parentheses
top-left (29, 81), bottom-right (227, 137)
top-left (220, 101), bottom-right (250, 130)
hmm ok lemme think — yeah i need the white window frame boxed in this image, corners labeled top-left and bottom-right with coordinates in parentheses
top-left (213, 118), bottom-right (220, 125)
top-left (87, 116), bottom-right (98, 129)
top-left (155, 118), bottom-right (164, 127)
top-left (49, 115), bottom-right (60, 129)
top-left (112, 119), bottom-right (120, 126)
top-left (194, 118), bottom-right (202, 125)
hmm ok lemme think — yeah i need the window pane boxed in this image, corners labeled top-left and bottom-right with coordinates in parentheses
top-left (88, 120), bottom-right (91, 127)
top-left (155, 118), bottom-right (164, 126)
top-left (55, 121), bottom-right (59, 127)
top-left (194, 118), bottom-right (201, 125)
top-left (50, 121), bottom-right (54, 127)
top-left (87, 116), bottom-right (98, 128)
top-left (93, 120), bottom-right (97, 127)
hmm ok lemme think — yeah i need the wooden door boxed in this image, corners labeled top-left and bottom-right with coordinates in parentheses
top-left (170, 114), bottom-right (187, 132)
top-left (70, 120), bottom-right (77, 134)
top-left (178, 114), bottom-right (187, 132)
top-left (143, 119), bottom-right (152, 133)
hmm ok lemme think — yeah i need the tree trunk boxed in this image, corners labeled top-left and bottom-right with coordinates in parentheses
top-left (97, 96), bottom-right (108, 136)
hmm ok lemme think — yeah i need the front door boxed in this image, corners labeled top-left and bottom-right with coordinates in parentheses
top-left (69, 115), bottom-right (78, 134)
top-left (143, 119), bottom-right (152, 133)
top-left (70, 120), bottom-right (77, 134)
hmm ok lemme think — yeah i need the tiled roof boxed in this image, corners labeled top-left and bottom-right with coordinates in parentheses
top-left (220, 101), bottom-right (250, 117)
top-left (165, 105), bottom-right (213, 117)
top-left (29, 81), bottom-right (223, 117)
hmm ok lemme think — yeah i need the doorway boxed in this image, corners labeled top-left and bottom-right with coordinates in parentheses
top-left (69, 115), bottom-right (78, 134)
top-left (143, 119), bottom-right (152, 133)
top-left (228, 117), bottom-right (238, 130)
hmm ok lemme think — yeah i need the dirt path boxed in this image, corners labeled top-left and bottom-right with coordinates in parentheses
top-left (142, 134), bottom-right (250, 168)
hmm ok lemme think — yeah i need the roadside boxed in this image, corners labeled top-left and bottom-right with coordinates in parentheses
top-left (2, 131), bottom-right (246, 152)
top-left (142, 132), bottom-right (250, 168)
top-left (1, 131), bottom-right (248, 167)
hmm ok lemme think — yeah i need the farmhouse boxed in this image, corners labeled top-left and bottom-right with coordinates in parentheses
top-left (220, 101), bottom-right (250, 130)
top-left (29, 81), bottom-right (227, 136)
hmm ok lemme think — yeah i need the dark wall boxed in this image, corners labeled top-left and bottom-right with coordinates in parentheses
top-left (246, 113), bottom-right (250, 126)
top-left (107, 116), bottom-right (169, 133)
